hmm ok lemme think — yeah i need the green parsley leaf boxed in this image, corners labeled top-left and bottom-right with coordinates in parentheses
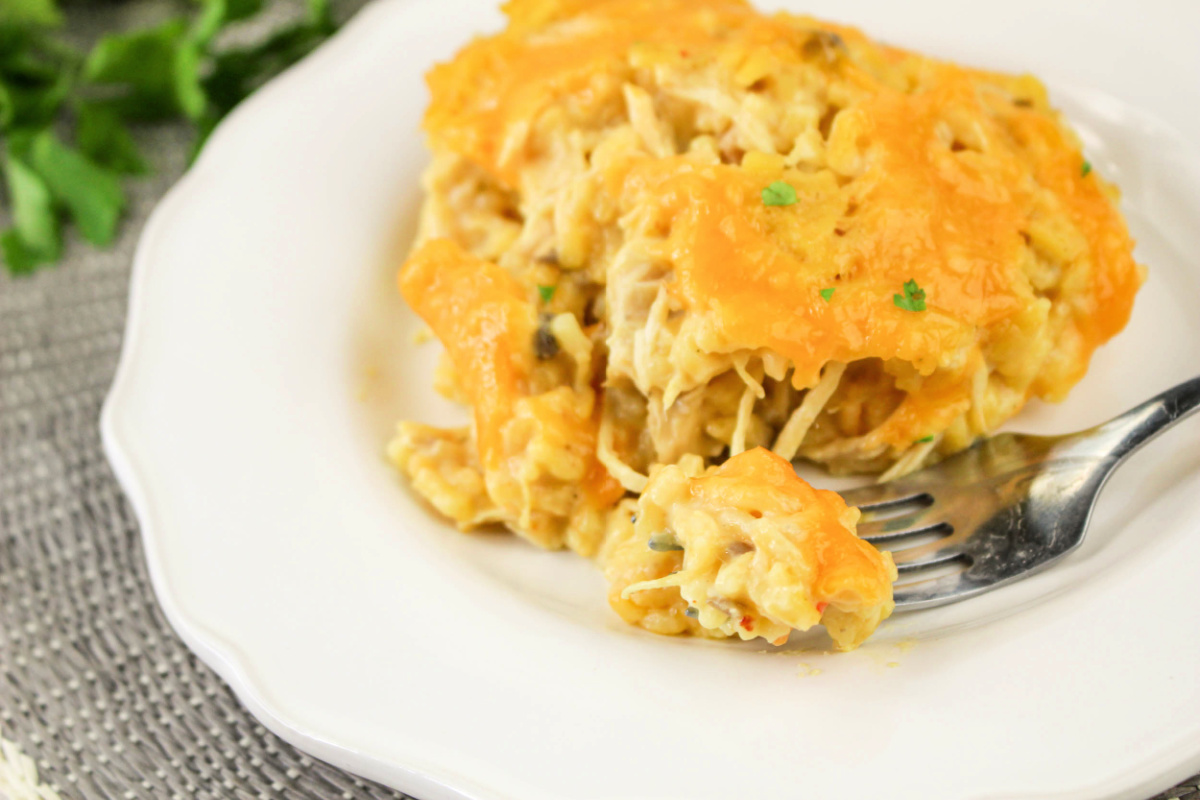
top-left (915, 435), bottom-right (934, 444)
top-left (1, 62), bottom-right (73, 131)
top-left (819, 287), bottom-right (835, 303)
top-left (77, 103), bottom-right (148, 175)
top-left (173, 41), bottom-right (207, 122)
top-left (1, 144), bottom-right (60, 272)
top-left (761, 180), bottom-right (797, 207)
top-left (189, 0), bottom-right (265, 48)
top-left (84, 20), bottom-right (184, 84)
top-left (200, 13), bottom-right (336, 134)
top-left (228, 0), bottom-right (268, 24)
top-left (0, 84), bottom-right (14, 130)
top-left (1, 229), bottom-right (49, 274)
top-left (0, 0), bottom-right (62, 29)
top-left (537, 284), bottom-right (556, 303)
top-left (1081, 160), bottom-right (1092, 177)
top-left (893, 278), bottom-right (927, 312)
top-left (306, 0), bottom-right (335, 30)
top-left (84, 20), bottom-right (194, 120)
top-left (28, 130), bottom-right (125, 246)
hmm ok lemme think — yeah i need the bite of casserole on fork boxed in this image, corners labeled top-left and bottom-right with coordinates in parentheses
top-left (605, 448), bottom-right (897, 650)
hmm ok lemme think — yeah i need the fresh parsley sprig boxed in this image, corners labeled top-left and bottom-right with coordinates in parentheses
top-left (1, 0), bottom-right (338, 275)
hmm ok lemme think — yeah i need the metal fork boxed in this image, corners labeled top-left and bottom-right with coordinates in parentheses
top-left (840, 376), bottom-right (1200, 610)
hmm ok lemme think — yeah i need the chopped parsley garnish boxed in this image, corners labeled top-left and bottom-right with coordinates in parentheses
top-left (915, 435), bottom-right (934, 444)
top-left (819, 287), bottom-right (835, 303)
top-left (893, 279), bottom-right (927, 312)
top-left (1081, 161), bottom-right (1092, 177)
top-left (648, 532), bottom-right (684, 552)
top-left (537, 284), bottom-right (556, 303)
top-left (761, 180), bottom-right (798, 207)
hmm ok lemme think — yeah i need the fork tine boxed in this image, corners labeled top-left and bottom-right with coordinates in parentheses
top-left (856, 499), bottom-right (941, 532)
top-left (838, 482), bottom-right (932, 511)
top-left (860, 520), bottom-right (951, 545)
top-left (889, 537), bottom-right (967, 571)
top-left (891, 569), bottom-right (979, 610)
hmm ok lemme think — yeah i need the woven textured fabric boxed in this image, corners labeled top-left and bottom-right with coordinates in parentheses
top-left (0, 4), bottom-right (406, 797)
top-left (0, 121), bottom-right (411, 800)
top-left (0, 2), bottom-right (1196, 799)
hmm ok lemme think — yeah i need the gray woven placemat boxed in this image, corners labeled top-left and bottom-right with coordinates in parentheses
top-left (0, 2), bottom-right (1196, 799)
top-left (0, 3), bottom-right (408, 797)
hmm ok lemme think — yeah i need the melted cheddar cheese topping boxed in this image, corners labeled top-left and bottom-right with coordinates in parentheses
top-left (399, 239), bottom-right (533, 469)
top-left (390, 0), bottom-right (1145, 650)
top-left (423, 0), bottom-right (1141, 454)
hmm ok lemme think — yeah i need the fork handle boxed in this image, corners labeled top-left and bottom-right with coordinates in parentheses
top-left (1073, 375), bottom-right (1200, 464)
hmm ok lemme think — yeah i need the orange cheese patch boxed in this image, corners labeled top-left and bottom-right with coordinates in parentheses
top-left (691, 448), bottom-right (892, 609)
top-left (426, 0), bottom-right (860, 185)
top-left (399, 238), bottom-right (623, 509)
top-left (399, 238), bottom-right (534, 469)
top-left (425, 0), bottom-right (1141, 404)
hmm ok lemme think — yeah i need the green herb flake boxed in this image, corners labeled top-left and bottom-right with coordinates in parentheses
top-left (684, 607), bottom-right (699, 619)
top-left (648, 532), bottom-right (684, 552)
top-left (537, 284), bottom-right (556, 303)
top-left (819, 287), bottom-right (835, 303)
top-left (893, 279), bottom-right (927, 312)
top-left (1081, 160), bottom-right (1092, 177)
top-left (915, 435), bottom-right (934, 444)
top-left (761, 180), bottom-right (798, 207)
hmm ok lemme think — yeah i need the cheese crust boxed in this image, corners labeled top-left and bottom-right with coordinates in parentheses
top-left (389, 0), bottom-right (1143, 649)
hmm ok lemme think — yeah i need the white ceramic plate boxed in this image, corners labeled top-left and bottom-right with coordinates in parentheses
top-left (102, 1), bottom-right (1200, 798)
